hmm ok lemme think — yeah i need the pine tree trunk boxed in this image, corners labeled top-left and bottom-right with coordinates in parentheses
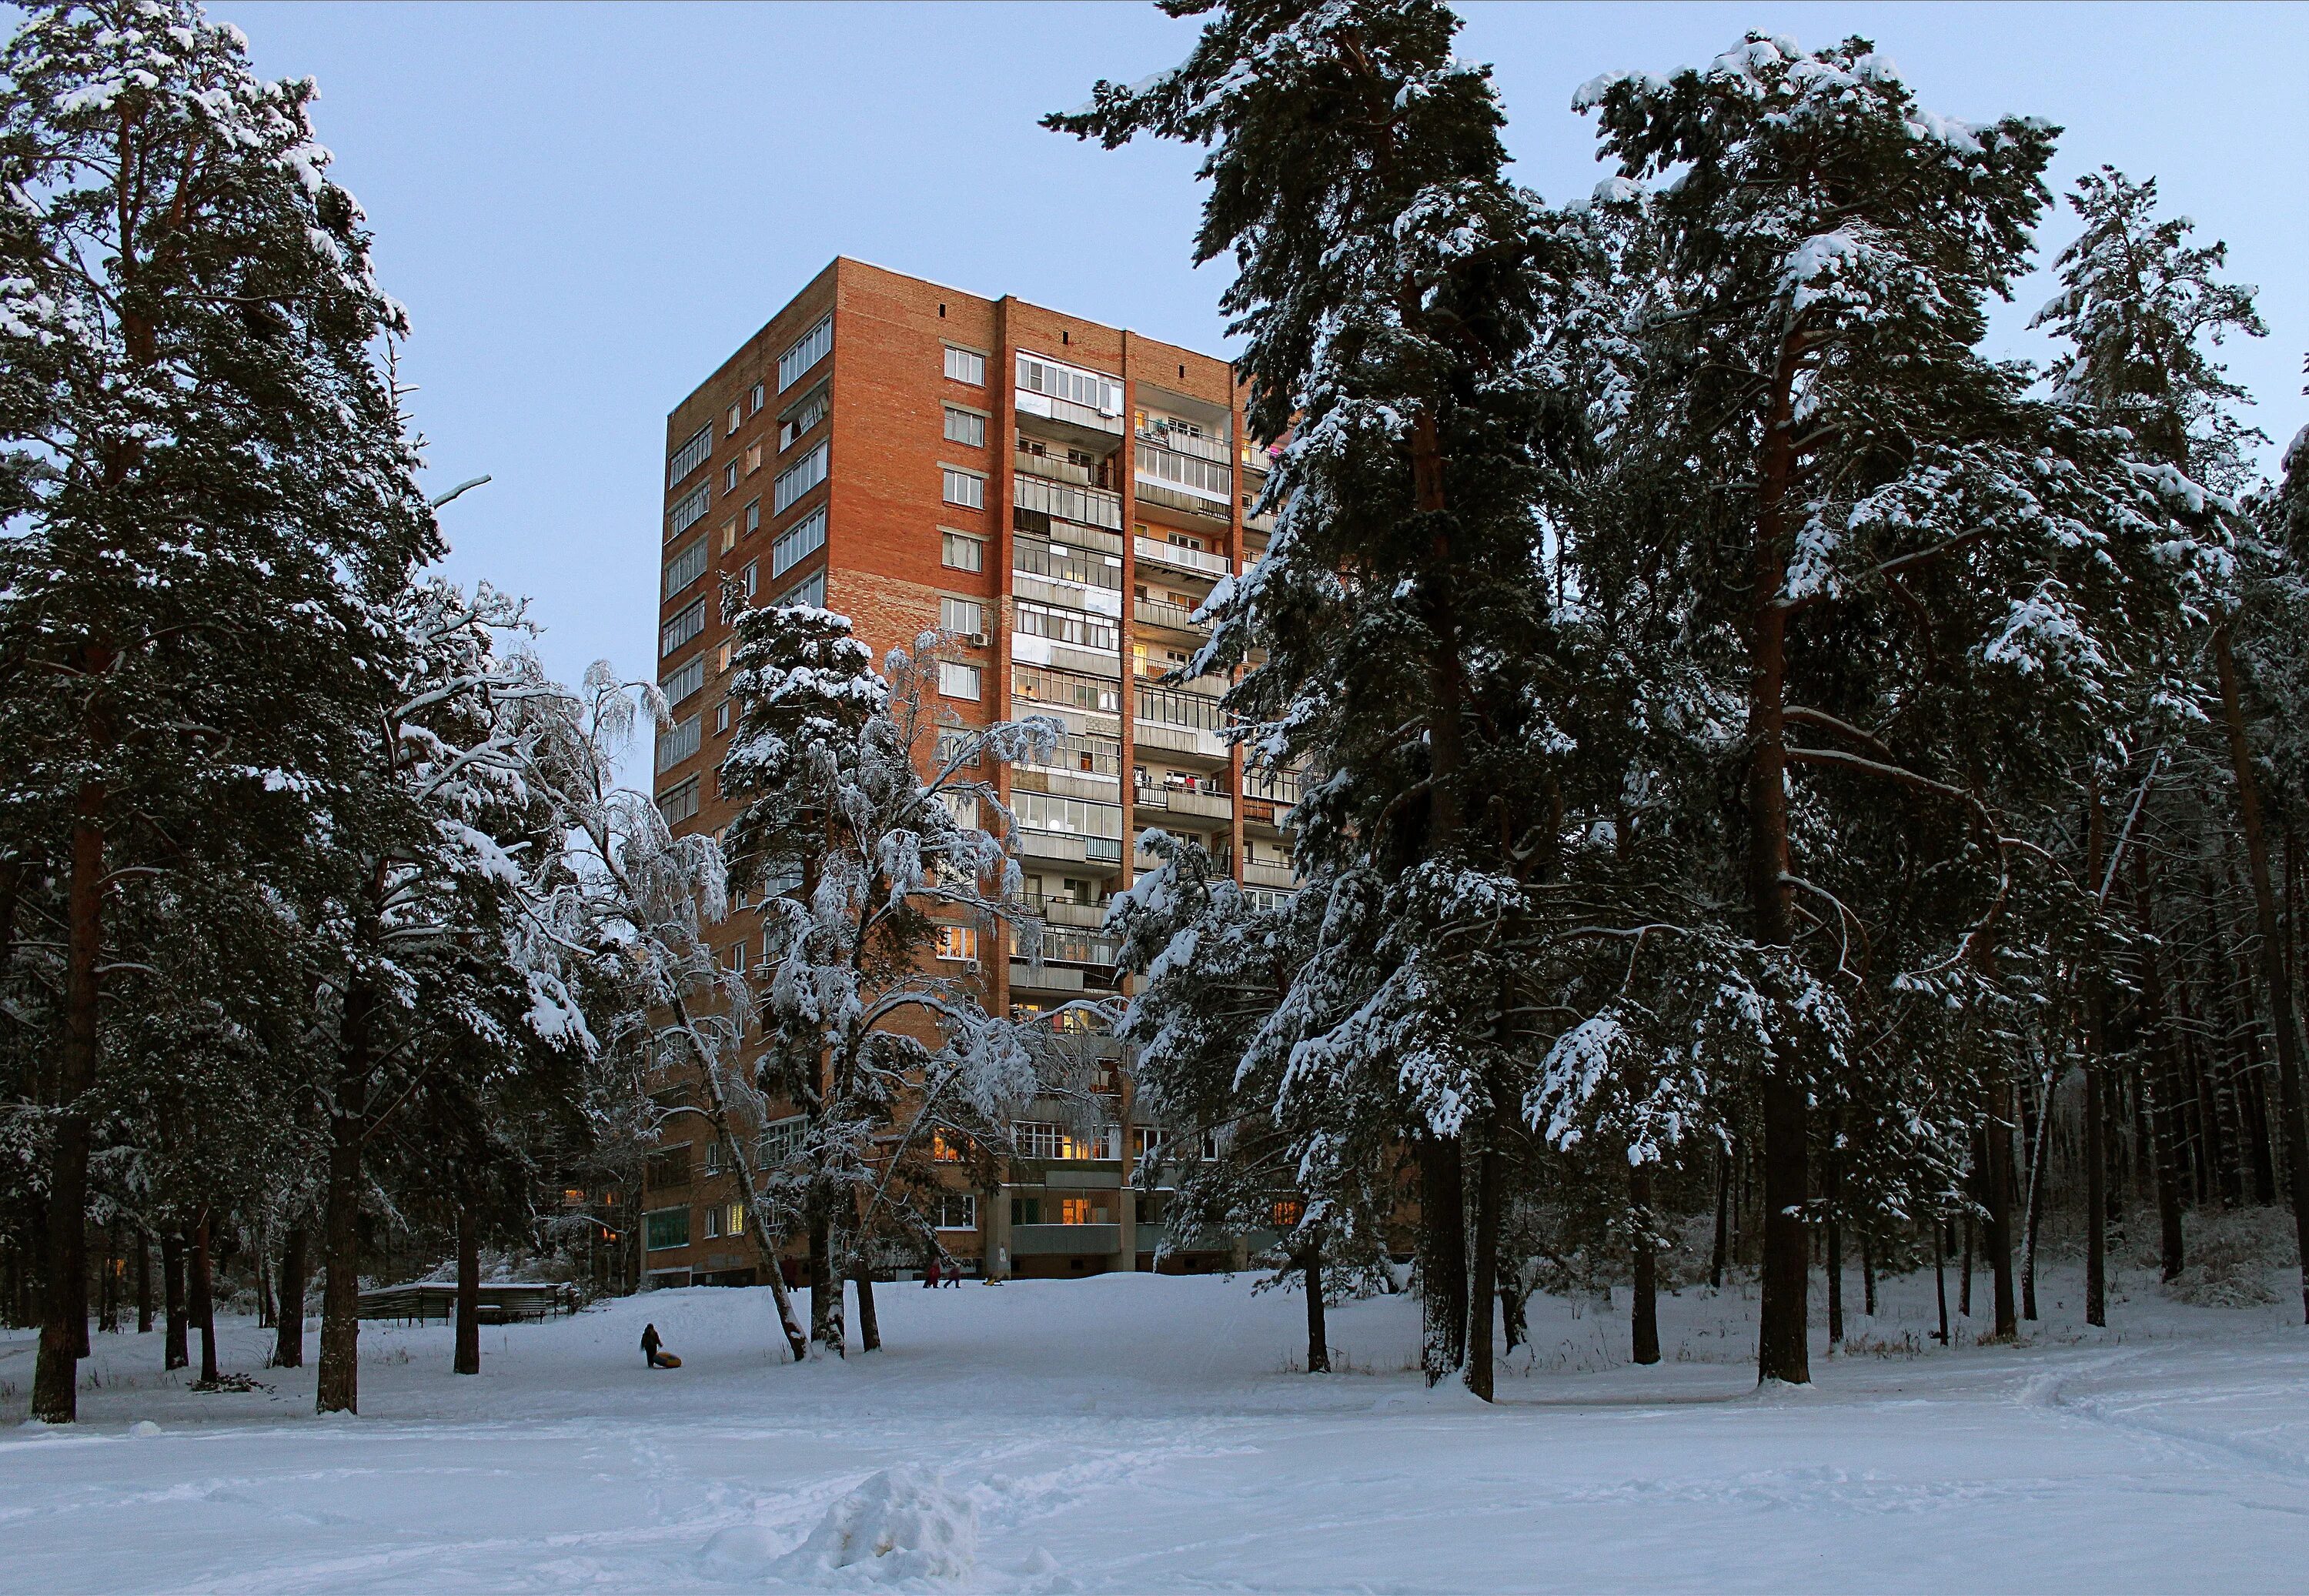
top-left (32, 783), bottom-right (105, 1424)
top-left (1709, 1146), bottom-right (1730, 1289)
top-left (1984, 1097), bottom-right (2018, 1340)
top-left (317, 1106), bottom-right (365, 1413)
top-left (1932, 1221), bottom-right (1950, 1345)
top-left (1960, 1210), bottom-right (1974, 1319)
top-left (1631, 1162), bottom-right (1661, 1367)
top-left (1500, 1280), bottom-right (1527, 1351)
top-left (1304, 1247), bottom-right (1329, 1373)
top-left (99, 1224), bottom-right (119, 1335)
top-left (2132, 850), bottom-right (2190, 1280)
top-left (272, 1227), bottom-right (306, 1369)
top-left (1417, 1134), bottom-right (1466, 1385)
top-left (192, 1211), bottom-right (219, 1385)
top-left (135, 1234), bottom-right (152, 1336)
top-left (2214, 625), bottom-right (2309, 1322)
top-left (162, 1229), bottom-right (187, 1371)
top-left (2085, 794), bottom-right (2110, 1329)
top-left (1465, 1119), bottom-right (1500, 1401)
top-left (453, 1199), bottom-right (480, 1376)
top-left (854, 1254), bottom-right (880, 1353)
top-left (1860, 1232), bottom-right (1877, 1318)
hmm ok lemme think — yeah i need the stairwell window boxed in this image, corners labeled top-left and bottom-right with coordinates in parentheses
top-left (944, 345), bottom-right (986, 386)
top-left (744, 442), bottom-right (762, 476)
top-left (771, 506), bottom-right (827, 578)
top-left (745, 499), bottom-right (760, 536)
top-left (723, 462), bottom-right (739, 495)
top-left (774, 442), bottom-right (828, 514)
top-left (941, 531), bottom-right (984, 573)
top-left (941, 465), bottom-right (984, 509)
top-left (750, 381), bottom-right (765, 414)
top-left (938, 661), bottom-right (981, 701)
top-left (943, 406), bottom-right (987, 447)
top-left (778, 314), bottom-right (831, 391)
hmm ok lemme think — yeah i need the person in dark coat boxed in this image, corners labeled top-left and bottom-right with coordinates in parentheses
top-left (924, 1254), bottom-right (941, 1289)
top-left (641, 1322), bottom-right (665, 1367)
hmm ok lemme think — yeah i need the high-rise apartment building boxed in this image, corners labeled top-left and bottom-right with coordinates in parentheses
top-left (644, 258), bottom-right (1295, 1287)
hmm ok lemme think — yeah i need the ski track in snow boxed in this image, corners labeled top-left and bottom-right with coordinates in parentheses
top-left (5, 1267), bottom-right (2307, 1593)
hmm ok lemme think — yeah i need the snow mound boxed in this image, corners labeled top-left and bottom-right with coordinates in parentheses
top-left (129, 1421), bottom-right (162, 1437)
top-left (702, 1469), bottom-right (977, 1585)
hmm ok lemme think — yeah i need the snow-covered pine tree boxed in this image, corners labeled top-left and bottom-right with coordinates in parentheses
top-left (1572, 35), bottom-right (2230, 1381)
top-left (2034, 169), bottom-right (2309, 1320)
top-left (718, 602), bottom-right (1046, 1355)
top-left (1051, 0), bottom-right (1584, 1397)
top-left (0, 1), bottom-right (436, 1421)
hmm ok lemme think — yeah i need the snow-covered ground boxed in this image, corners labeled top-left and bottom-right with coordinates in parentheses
top-left (5, 1262), bottom-right (2307, 1593)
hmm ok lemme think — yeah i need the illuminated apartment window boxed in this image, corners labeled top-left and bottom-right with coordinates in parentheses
top-left (934, 923), bottom-right (979, 962)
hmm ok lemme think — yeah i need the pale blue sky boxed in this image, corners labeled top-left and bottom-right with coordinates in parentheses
top-left (213, 2), bottom-right (2309, 692)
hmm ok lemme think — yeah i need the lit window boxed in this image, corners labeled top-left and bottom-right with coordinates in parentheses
top-left (941, 466), bottom-right (984, 510)
top-left (931, 1131), bottom-right (967, 1163)
top-left (934, 924), bottom-right (979, 962)
top-left (938, 661), bottom-right (981, 701)
top-left (1271, 1198), bottom-right (1304, 1228)
top-left (943, 406), bottom-right (986, 447)
top-left (745, 442), bottom-right (763, 476)
top-left (941, 531), bottom-right (984, 573)
top-left (944, 346), bottom-right (986, 385)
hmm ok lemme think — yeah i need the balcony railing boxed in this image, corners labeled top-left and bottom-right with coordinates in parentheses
top-left (1015, 449), bottom-right (1112, 490)
top-left (1133, 597), bottom-right (1205, 633)
top-left (1244, 860), bottom-right (1298, 890)
top-left (1017, 536), bottom-right (1123, 591)
top-left (1134, 478), bottom-right (1232, 525)
top-left (1134, 786), bottom-right (1234, 823)
top-left (1133, 720), bottom-right (1231, 762)
top-left (1135, 423), bottom-right (1232, 467)
top-left (1025, 896), bottom-right (1108, 930)
top-left (1017, 473), bottom-right (1122, 533)
top-left (1134, 535), bottom-right (1230, 579)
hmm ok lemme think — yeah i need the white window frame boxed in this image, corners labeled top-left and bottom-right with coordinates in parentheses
top-left (938, 660), bottom-right (982, 701)
top-left (660, 653), bottom-right (705, 706)
top-left (941, 464), bottom-right (984, 509)
top-left (657, 776), bottom-right (700, 826)
top-left (935, 1194), bottom-right (978, 1231)
top-left (771, 506), bottom-right (827, 579)
top-left (941, 530), bottom-right (984, 573)
top-left (943, 345), bottom-right (987, 385)
top-left (660, 598), bottom-right (706, 658)
top-left (667, 425), bottom-right (711, 487)
top-left (778, 313), bottom-right (832, 391)
top-left (939, 596), bottom-right (984, 636)
top-left (943, 406), bottom-right (987, 448)
top-left (776, 569), bottom-right (826, 609)
top-left (663, 537), bottom-right (707, 599)
top-left (667, 482), bottom-right (710, 539)
top-left (656, 714), bottom-right (701, 773)
top-left (774, 441), bottom-right (829, 515)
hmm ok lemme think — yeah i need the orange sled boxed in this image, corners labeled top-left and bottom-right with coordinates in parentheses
top-left (653, 1354), bottom-right (682, 1368)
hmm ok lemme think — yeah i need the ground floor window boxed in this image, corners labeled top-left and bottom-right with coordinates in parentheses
top-left (644, 1206), bottom-right (690, 1251)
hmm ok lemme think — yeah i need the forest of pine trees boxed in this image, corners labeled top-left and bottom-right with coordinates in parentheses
top-left (5, 0), bottom-right (2307, 1433)
top-left (1068, 0), bottom-right (2309, 1394)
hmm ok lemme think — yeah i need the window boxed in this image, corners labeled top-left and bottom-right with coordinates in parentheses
top-left (774, 442), bottom-right (828, 514)
top-left (1015, 352), bottom-right (1122, 416)
top-left (937, 729), bottom-right (981, 769)
top-left (771, 506), bottom-right (827, 578)
top-left (1014, 1123), bottom-right (1120, 1164)
top-left (644, 1207), bottom-right (690, 1250)
top-left (1058, 1197), bottom-right (1111, 1226)
top-left (940, 789), bottom-right (978, 829)
top-left (1014, 472), bottom-right (1120, 531)
top-left (943, 406), bottom-right (986, 447)
top-left (720, 520), bottom-right (737, 554)
top-left (931, 1130), bottom-right (968, 1163)
top-left (758, 1114), bottom-right (805, 1169)
top-left (941, 466), bottom-right (984, 510)
top-left (1011, 664), bottom-right (1121, 716)
top-left (661, 598), bottom-right (705, 657)
top-left (704, 1204), bottom-right (720, 1239)
top-left (740, 560), bottom-right (758, 599)
top-left (1271, 1198), bottom-right (1305, 1229)
top-left (941, 531), bottom-right (984, 573)
top-left (723, 1202), bottom-right (745, 1236)
top-left (776, 569), bottom-right (826, 609)
top-left (934, 923), bottom-right (979, 962)
top-left (745, 499), bottom-right (761, 536)
top-left (1012, 790), bottom-right (1121, 840)
top-left (938, 661), bottom-right (981, 701)
top-left (935, 1194), bottom-right (977, 1231)
top-left (657, 776), bottom-right (699, 826)
top-left (726, 402), bottom-right (741, 436)
top-left (657, 714), bottom-right (701, 773)
top-left (703, 1139), bottom-right (723, 1176)
top-left (778, 384), bottom-right (829, 450)
top-left (714, 699), bottom-right (731, 735)
top-left (778, 313), bottom-right (832, 391)
top-left (1011, 1196), bottom-right (1043, 1227)
top-left (744, 442), bottom-right (763, 476)
top-left (661, 653), bottom-right (705, 706)
top-left (667, 425), bottom-right (711, 487)
top-left (940, 596), bottom-right (984, 636)
top-left (1016, 597), bottom-right (1118, 653)
top-left (667, 481), bottom-right (710, 539)
top-left (750, 381), bottom-right (765, 414)
top-left (944, 345), bottom-right (986, 385)
top-left (647, 1145), bottom-right (693, 1188)
top-left (663, 538), bottom-right (707, 598)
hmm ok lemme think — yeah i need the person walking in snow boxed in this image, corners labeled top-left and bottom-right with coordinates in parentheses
top-left (641, 1323), bottom-right (667, 1368)
top-left (924, 1254), bottom-right (941, 1289)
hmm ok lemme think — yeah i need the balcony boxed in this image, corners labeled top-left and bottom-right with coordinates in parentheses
top-left (1010, 960), bottom-right (1085, 994)
top-left (1014, 449), bottom-right (1112, 491)
top-left (1241, 796), bottom-right (1295, 833)
top-left (1133, 596), bottom-right (1205, 635)
top-left (1135, 423), bottom-right (1232, 467)
top-left (1134, 786), bottom-right (1234, 824)
top-left (1017, 473), bottom-right (1122, 533)
top-left (1027, 896), bottom-right (1108, 930)
top-left (1133, 720), bottom-right (1231, 763)
top-left (1016, 828), bottom-right (1124, 867)
top-left (1010, 1222), bottom-right (1121, 1257)
top-left (1134, 535), bottom-right (1231, 579)
top-left (1015, 388), bottom-right (1124, 438)
top-left (1244, 860), bottom-right (1297, 890)
top-left (1135, 477), bottom-right (1232, 526)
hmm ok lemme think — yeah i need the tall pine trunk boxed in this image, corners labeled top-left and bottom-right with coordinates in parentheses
top-left (1631, 1162), bottom-right (1661, 1366)
top-left (1709, 1146), bottom-right (1731, 1289)
top-left (2084, 794), bottom-right (2110, 1329)
top-left (1465, 1116), bottom-right (1500, 1400)
top-left (272, 1226), bottom-right (306, 1369)
top-left (1984, 1097), bottom-right (2018, 1340)
top-left (162, 1229), bottom-right (187, 1371)
top-left (1304, 1245), bottom-right (1329, 1373)
top-left (854, 1254), bottom-right (880, 1354)
top-left (453, 1199), bottom-right (480, 1376)
top-left (191, 1210), bottom-right (218, 1385)
top-left (1417, 1135), bottom-right (1466, 1385)
top-left (2131, 850), bottom-right (2190, 1281)
top-left (32, 782), bottom-right (105, 1423)
top-left (2214, 626), bottom-right (2309, 1321)
top-left (135, 1234), bottom-right (152, 1336)
top-left (318, 962), bottom-right (376, 1414)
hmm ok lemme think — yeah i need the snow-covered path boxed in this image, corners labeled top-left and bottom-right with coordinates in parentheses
top-left (5, 1268), bottom-right (2307, 1592)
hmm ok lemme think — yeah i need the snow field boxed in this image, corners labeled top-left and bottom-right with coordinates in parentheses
top-left (4, 1264), bottom-right (2308, 1592)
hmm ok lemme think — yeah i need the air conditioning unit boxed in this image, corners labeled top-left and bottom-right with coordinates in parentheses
top-left (965, 632), bottom-right (990, 649)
